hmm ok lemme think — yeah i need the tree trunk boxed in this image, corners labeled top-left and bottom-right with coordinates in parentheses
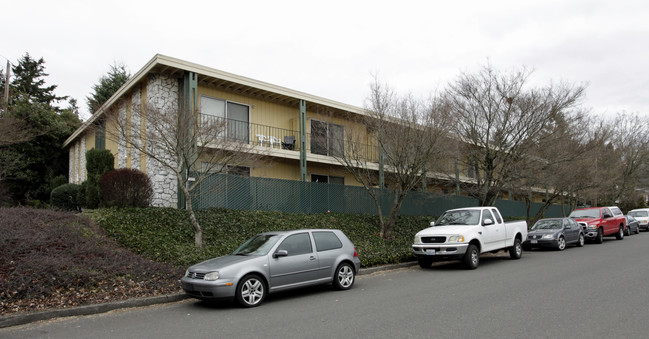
top-left (181, 184), bottom-right (203, 248)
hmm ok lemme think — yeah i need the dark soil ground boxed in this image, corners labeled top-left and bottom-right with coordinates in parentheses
top-left (0, 207), bottom-right (184, 315)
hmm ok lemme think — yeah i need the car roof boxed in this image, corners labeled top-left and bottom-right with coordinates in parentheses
top-left (259, 229), bottom-right (342, 236)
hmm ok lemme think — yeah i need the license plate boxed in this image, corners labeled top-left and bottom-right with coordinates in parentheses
top-left (426, 249), bottom-right (436, 255)
top-left (530, 240), bottom-right (538, 244)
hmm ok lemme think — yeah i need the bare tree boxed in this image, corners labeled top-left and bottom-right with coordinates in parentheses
top-left (511, 111), bottom-right (608, 223)
top-left (596, 113), bottom-right (649, 210)
top-left (444, 64), bottom-right (586, 206)
top-left (332, 78), bottom-right (451, 239)
top-left (105, 101), bottom-right (265, 247)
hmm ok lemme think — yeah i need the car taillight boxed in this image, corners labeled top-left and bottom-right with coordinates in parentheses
top-left (353, 247), bottom-right (358, 257)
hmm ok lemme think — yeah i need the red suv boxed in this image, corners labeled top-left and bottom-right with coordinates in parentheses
top-left (568, 206), bottom-right (626, 243)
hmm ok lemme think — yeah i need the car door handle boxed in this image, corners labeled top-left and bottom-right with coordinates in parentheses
top-left (309, 256), bottom-right (316, 261)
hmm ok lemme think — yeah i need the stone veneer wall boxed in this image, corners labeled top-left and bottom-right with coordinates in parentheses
top-left (130, 87), bottom-right (141, 171)
top-left (69, 147), bottom-right (74, 183)
top-left (117, 101), bottom-right (128, 169)
top-left (145, 74), bottom-right (179, 208)
top-left (80, 137), bottom-right (86, 182)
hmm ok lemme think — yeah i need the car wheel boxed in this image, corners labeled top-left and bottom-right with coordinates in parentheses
top-left (577, 233), bottom-right (585, 247)
top-left (636, 226), bottom-right (640, 234)
top-left (463, 244), bottom-right (479, 269)
top-left (624, 226), bottom-right (630, 236)
top-left (557, 236), bottom-right (566, 251)
top-left (595, 229), bottom-right (604, 244)
top-left (509, 238), bottom-right (523, 259)
top-left (236, 274), bottom-right (266, 308)
top-left (418, 257), bottom-right (432, 269)
top-left (616, 226), bottom-right (624, 240)
top-left (333, 262), bottom-right (355, 290)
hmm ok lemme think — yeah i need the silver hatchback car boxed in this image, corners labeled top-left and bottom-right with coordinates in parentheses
top-left (181, 229), bottom-right (361, 307)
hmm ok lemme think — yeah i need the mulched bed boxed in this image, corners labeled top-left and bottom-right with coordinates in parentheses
top-left (0, 207), bottom-right (184, 315)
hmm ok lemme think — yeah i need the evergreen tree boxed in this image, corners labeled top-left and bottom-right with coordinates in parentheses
top-left (0, 53), bottom-right (81, 205)
top-left (10, 53), bottom-right (67, 107)
top-left (86, 63), bottom-right (131, 114)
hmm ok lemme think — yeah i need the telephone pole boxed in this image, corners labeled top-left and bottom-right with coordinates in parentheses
top-left (2, 59), bottom-right (10, 114)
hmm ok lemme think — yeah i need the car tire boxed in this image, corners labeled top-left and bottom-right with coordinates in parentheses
top-left (557, 236), bottom-right (566, 251)
top-left (333, 262), bottom-right (355, 290)
top-left (624, 226), bottom-right (630, 236)
top-left (235, 274), bottom-right (266, 308)
top-left (595, 229), bottom-right (604, 244)
top-left (616, 226), bottom-right (624, 240)
top-left (509, 238), bottom-right (523, 259)
top-left (418, 257), bottom-right (432, 269)
top-left (636, 227), bottom-right (640, 234)
top-left (577, 233), bottom-right (585, 247)
top-left (463, 244), bottom-right (479, 269)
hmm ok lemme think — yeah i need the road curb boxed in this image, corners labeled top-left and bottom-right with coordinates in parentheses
top-left (1, 262), bottom-right (417, 329)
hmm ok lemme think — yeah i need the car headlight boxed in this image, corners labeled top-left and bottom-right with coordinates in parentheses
top-left (587, 224), bottom-right (597, 230)
top-left (542, 234), bottom-right (555, 239)
top-left (204, 272), bottom-right (220, 281)
top-left (447, 235), bottom-right (465, 243)
top-left (185, 269), bottom-right (190, 277)
top-left (414, 235), bottom-right (420, 244)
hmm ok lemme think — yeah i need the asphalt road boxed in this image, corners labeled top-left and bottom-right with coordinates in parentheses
top-left (3, 232), bottom-right (649, 339)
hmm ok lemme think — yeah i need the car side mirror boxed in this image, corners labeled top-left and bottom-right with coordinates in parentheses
top-left (430, 221), bottom-right (435, 226)
top-left (273, 250), bottom-right (288, 258)
top-left (483, 218), bottom-right (494, 226)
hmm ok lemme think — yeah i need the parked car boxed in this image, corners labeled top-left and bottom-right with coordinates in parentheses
top-left (523, 218), bottom-right (585, 251)
top-left (628, 208), bottom-right (649, 231)
top-left (181, 229), bottom-right (361, 307)
top-left (625, 215), bottom-right (640, 235)
top-left (568, 206), bottom-right (626, 243)
top-left (412, 207), bottom-right (527, 269)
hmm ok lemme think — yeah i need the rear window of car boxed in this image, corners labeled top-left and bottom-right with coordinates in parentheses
top-left (610, 207), bottom-right (623, 216)
top-left (629, 211), bottom-right (648, 217)
top-left (313, 231), bottom-right (343, 252)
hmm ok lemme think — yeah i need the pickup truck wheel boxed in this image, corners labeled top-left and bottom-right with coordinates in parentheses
top-left (463, 244), bottom-right (479, 269)
top-left (418, 257), bottom-right (432, 268)
top-left (577, 233), bottom-right (585, 247)
top-left (556, 236), bottom-right (566, 251)
top-left (509, 238), bottom-right (523, 259)
top-left (616, 226), bottom-right (624, 240)
top-left (595, 229), bottom-right (604, 244)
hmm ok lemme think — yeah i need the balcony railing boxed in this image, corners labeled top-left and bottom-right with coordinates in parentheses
top-left (199, 113), bottom-right (380, 163)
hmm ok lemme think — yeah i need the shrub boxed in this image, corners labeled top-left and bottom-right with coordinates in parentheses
top-left (50, 183), bottom-right (82, 211)
top-left (100, 169), bottom-right (153, 208)
top-left (86, 148), bottom-right (114, 176)
top-left (85, 148), bottom-right (114, 209)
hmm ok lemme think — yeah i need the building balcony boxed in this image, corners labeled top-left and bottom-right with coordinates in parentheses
top-left (199, 113), bottom-right (380, 164)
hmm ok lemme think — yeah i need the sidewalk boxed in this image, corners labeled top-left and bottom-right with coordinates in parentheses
top-left (0, 262), bottom-right (417, 328)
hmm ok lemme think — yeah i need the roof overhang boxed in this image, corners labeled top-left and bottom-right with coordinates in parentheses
top-left (64, 54), bottom-right (366, 148)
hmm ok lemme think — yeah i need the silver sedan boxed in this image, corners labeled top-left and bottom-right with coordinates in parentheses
top-left (181, 229), bottom-right (361, 307)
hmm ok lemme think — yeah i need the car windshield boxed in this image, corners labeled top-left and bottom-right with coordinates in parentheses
top-left (531, 220), bottom-right (562, 230)
top-left (435, 210), bottom-right (481, 226)
top-left (629, 211), bottom-right (648, 218)
top-left (232, 234), bottom-right (281, 256)
top-left (569, 209), bottom-right (600, 218)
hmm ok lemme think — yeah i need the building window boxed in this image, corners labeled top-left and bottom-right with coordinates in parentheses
top-left (201, 162), bottom-right (250, 176)
top-left (200, 96), bottom-right (250, 143)
top-left (95, 119), bottom-right (106, 150)
top-left (310, 120), bottom-right (344, 156)
top-left (311, 174), bottom-right (344, 185)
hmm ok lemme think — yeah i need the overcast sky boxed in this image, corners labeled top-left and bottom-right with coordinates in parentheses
top-left (3, 0), bottom-right (648, 120)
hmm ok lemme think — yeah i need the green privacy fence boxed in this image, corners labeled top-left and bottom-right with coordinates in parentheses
top-left (190, 173), bottom-right (571, 219)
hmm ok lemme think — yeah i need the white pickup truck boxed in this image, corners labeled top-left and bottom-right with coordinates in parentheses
top-left (412, 207), bottom-right (527, 269)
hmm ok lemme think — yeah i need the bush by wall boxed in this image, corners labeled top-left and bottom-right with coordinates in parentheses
top-left (100, 168), bottom-right (153, 208)
top-left (85, 148), bottom-right (114, 208)
top-left (50, 183), bottom-right (82, 211)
